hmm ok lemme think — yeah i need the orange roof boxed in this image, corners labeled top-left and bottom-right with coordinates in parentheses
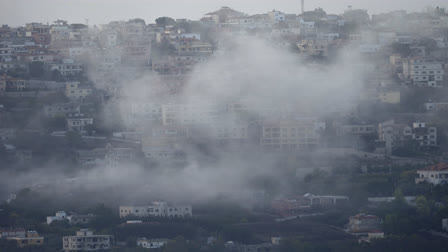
top-left (419, 163), bottom-right (448, 172)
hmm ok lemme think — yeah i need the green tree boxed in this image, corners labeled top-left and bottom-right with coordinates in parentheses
top-left (393, 188), bottom-right (405, 204)
top-left (163, 236), bottom-right (191, 252)
top-left (128, 18), bottom-right (146, 25)
top-left (279, 238), bottom-right (312, 252)
top-left (383, 213), bottom-right (416, 234)
top-left (418, 37), bottom-right (437, 53)
top-left (416, 195), bottom-right (431, 216)
top-left (155, 17), bottom-right (176, 27)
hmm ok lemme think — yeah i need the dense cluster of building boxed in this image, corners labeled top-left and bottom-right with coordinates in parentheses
top-left (119, 201), bottom-right (193, 218)
top-left (0, 5), bottom-right (447, 167)
top-left (1, 3), bottom-right (448, 251)
top-left (271, 194), bottom-right (349, 216)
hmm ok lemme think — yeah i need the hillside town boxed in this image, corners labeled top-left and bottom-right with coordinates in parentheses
top-left (1, 3), bottom-right (448, 252)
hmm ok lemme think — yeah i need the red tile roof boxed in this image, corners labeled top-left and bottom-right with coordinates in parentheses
top-left (419, 163), bottom-right (448, 172)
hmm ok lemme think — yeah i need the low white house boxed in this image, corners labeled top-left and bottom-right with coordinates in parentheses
top-left (47, 211), bottom-right (67, 225)
top-left (137, 238), bottom-right (169, 249)
top-left (66, 117), bottom-right (93, 131)
top-left (47, 211), bottom-right (94, 225)
top-left (443, 219), bottom-right (448, 232)
top-left (416, 163), bottom-right (448, 185)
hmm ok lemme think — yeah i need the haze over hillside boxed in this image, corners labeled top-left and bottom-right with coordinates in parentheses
top-left (1, 0), bottom-right (447, 26)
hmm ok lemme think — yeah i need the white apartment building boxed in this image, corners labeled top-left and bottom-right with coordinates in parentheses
top-left (65, 82), bottom-right (92, 99)
top-left (424, 102), bottom-right (448, 111)
top-left (141, 126), bottom-right (188, 161)
top-left (359, 44), bottom-right (381, 54)
top-left (210, 120), bottom-right (248, 142)
top-left (411, 122), bottom-right (437, 147)
top-left (378, 120), bottom-right (437, 154)
top-left (104, 32), bottom-right (118, 47)
top-left (340, 124), bottom-right (376, 135)
top-left (119, 201), bottom-right (192, 218)
top-left (67, 117), bottom-right (93, 131)
top-left (69, 47), bottom-right (88, 59)
top-left (267, 10), bottom-right (286, 23)
top-left (48, 59), bottom-right (83, 76)
top-left (403, 58), bottom-right (444, 87)
top-left (416, 163), bottom-right (448, 185)
top-left (123, 102), bottom-right (162, 127)
top-left (44, 103), bottom-right (80, 117)
top-left (260, 120), bottom-right (324, 150)
top-left (171, 33), bottom-right (201, 40)
top-left (161, 102), bottom-right (220, 126)
top-left (63, 229), bottom-right (112, 251)
top-left (297, 39), bottom-right (328, 57)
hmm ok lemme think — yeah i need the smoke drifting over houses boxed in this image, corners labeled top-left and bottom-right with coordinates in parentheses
top-left (0, 32), bottom-right (369, 207)
top-left (2, 3), bottom-right (448, 251)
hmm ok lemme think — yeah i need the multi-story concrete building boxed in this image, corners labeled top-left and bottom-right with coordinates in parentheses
top-left (173, 39), bottom-right (213, 56)
top-left (297, 39), bottom-right (328, 57)
top-left (7, 231), bottom-right (44, 248)
top-left (63, 229), bottom-right (112, 251)
top-left (403, 58), bottom-right (444, 87)
top-left (161, 102), bottom-right (220, 126)
top-left (260, 119), bottom-right (324, 150)
top-left (416, 163), bottom-right (448, 185)
top-left (378, 120), bottom-right (437, 154)
top-left (0, 75), bottom-right (26, 92)
top-left (65, 82), bottom-right (92, 99)
top-left (377, 89), bottom-right (401, 104)
top-left (141, 125), bottom-right (188, 161)
top-left (119, 201), bottom-right (192, 218)
top-left (44, 102), bottom-right (81, 117)
top-left (48, 59), bottom-right (83, 76)
top-left (74, 145), bottom-right (136, 168)
top-left (267, 10), bottom-right (286, 23)
top-left (67, 117), bottom-right (93, 131)
top-left (424, 102), bottom-right (448, 112)
top-left (0, 228), bottom-right (26, 238)
top-left (210, 120), bottom-right (249, 143)
top-left (271, 194), bottom-right (349, 216)
top-left (339, 124), bottom-right (376, 136)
